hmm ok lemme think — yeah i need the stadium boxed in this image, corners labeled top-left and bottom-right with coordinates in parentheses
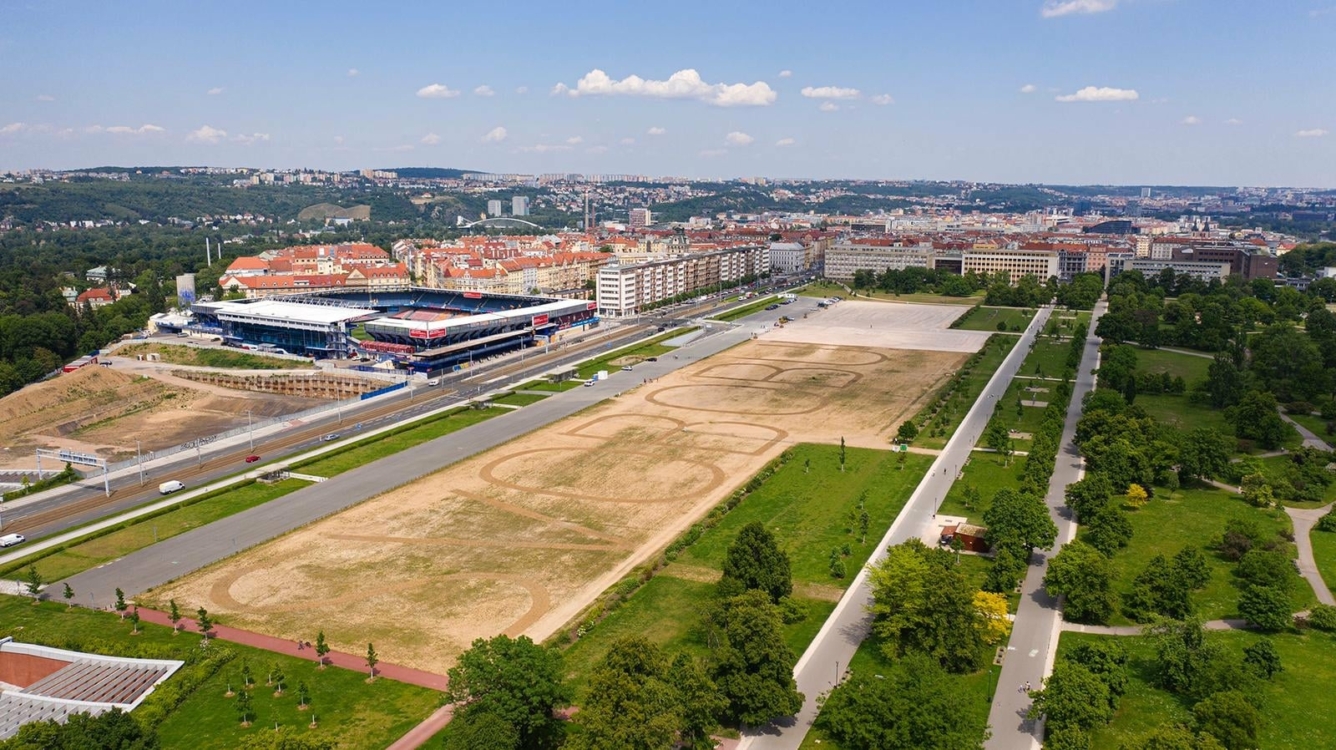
top-left (187, 288), bottom-right (598, 374)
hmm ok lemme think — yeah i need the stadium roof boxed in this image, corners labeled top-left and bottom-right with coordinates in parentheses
top-left (211, 299), bottom-right (377, 325)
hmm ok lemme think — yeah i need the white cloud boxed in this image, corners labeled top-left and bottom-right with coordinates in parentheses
top-left (1020, 84), bottom-right (1037, 94)
top-left (207, 87), bottom-right (224, 95)
top-left (801, 85), bottom-right (861, 100)
top-left (725, 131), bottom-right (754, 146)
top-left (474, 85), bottom-right (495, 97)
top-left (518, 143), bottom-right (573, 153)
top-left (1296, 128), bottom-right (1329, 138)
top-left (482, 126), bottom-right (508, 143)
top-left (552, 68), bottom-right (777, 107)
top-left (100, 124), bottom-right (166, 135)
top-left (566, 136), bottom-right (583, 145)
top-left (0, 122), bottom-right (26, 135)
top-left (347, 68), bottom-right (360, 77)
top-left (421, 133), bottom-right (441, 145)
top-left (515, 86), bottom-right (528, 94)
top-left (776, 137), bottom-right (796, 147)
top-left (698, 148), bottom-right (728, 158)
top-left (647, 126), bottom-right (666, 136)
top-left (1041, 0), bottom-right (1117, 18)
top-left (778, 70), bottom-right (793, 78)
top-left (36, 94), bottom-right (55, 102)
top-left (1181, 115), bottom-right (1201, 126)
top-left (819, 101), bottom-right (840, 112)
top-left (871, 94), bottom-right (894, 105)
top-left (416, 83), bottom-right (460, 99)
top-left (1055, 86), bottom-right (1139, 102)
top-left (620, 137), bottom-right (635, 145)
top-left (586, 145), bottom-right (609, 154)
top-left (186, 125), bottom-right (227, 144)
top-left (1226, 118), bottom-right (1243, 125)
top-left (232, 133), bottom-right (270, 146)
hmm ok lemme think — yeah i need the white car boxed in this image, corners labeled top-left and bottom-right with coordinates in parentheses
top-left (0, 533), bottom-right (25, 548)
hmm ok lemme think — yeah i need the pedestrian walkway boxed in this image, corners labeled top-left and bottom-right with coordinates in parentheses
top-left (132, 608), bottom-right (449, 691)
top-left (1287, 503), bottom-right (1336, 606)
top-left (1061, 619), bottom-right (1249, 637)
top-left (1279, 410), bottom-right (1333, 451)
top-left (387, 705), bottom-right (454, 750)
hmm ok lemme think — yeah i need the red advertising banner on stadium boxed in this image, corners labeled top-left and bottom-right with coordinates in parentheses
top-left (532, 314), bottom-right (550, 327)
top-left (463, 291), bottom-right (483, 299)
top-left (586, 302), bottom-right (597, 311)
top-left (361, 341), bottom-right (415, 355)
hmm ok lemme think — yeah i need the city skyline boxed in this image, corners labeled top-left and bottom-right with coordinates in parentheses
top-left (2, 0), bottom-right (1334, 186)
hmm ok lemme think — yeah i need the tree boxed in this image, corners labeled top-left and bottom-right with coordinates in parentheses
top-left (719, 522), bottom-right (792, 603)
top-left (839, 436), bottom-right (846, 471)
top-left (1149, 619), bottom-right (1256, 700)
top-left (1083, 504), bottom-right (1133, 556)
top-left (868, 540), bottom-right (987, 673)
top-left (670, 653), bottom-right (727, 749)
top-left (115, 587), bottom-right (127, 619)
top-left (1177, 428), bottom-right (1232, 483)
top-left (1125, 483), bottom-right (1149, 509)
top-left (1242, 640), bottom-right (1283, 680)
top-left (1205, 355), bottom-right (1246, 409)
top-left (196, 607), bottom-right (213, 639)
top-left (983, 488), bottom-right (1057, 558)
top-left (1122, 725), bottom-right (1227, 750)
top-left (1044, 541), bottom-right (1116, 624)
top-left (896, 420), bottom-right (918, 443)
top-left (445, 709), bottom-right (520, 750)
top-left (1226, 391), bottom-right (1289, 449)
top-left (1193, 691), bottom-right (1261, 750)
top-left (985, 421), bottom-right (1013, 463)
top-left (4, 706), bottom-right (161, 749)
top-left (62, 582), bottom-right (74, 608)
top-left (297, 680), bottom-right (310, 710)
top-left (815, 653), bottom-right (985, 750)
top-left (1027, 661), bottom-right (1113, 735)
top-left (1238, 584), bottom-right (1292, 632)
top-left (444, 635), bottom-right (571, 750)
top-left (128, 607), bottom-right (140, 635)
top-left (271, 664), bottom-right (286, 695)
top-left (314, 630), bottom-right (330, 668)
top-left (168, 599), bottom-right (181, 633)
top-left (365, 643), bottom-right (378, 680)
top-left (236, 686), bottom-right (255, 726)
top-left (242, 663), bottom-right (254, 689)
top-left (1065, 473), bottom-right (1114, 521)
top-left (1240, 473), bottom-right (1275, 508)
top-left (973, 591), bottom-right (1011, 646)
top-left (1066, 640), bottom-right (1130, 706)
top-left (23, 565), bottom-right (43, 601)
top-left (709, 590), bottom-right (804, 726)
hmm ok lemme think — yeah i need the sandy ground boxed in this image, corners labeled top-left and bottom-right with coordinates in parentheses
top-left (768, 300), bottom-right (991, 352)
top-left (0, 365), bottom-right (323, 469)
top-left (150, 337), bottom-right (966, 675)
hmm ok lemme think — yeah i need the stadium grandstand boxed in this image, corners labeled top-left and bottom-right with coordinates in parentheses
top-left (0, 638), bottom-right (182, 739)
top-left (189, 288), bottom-right (598, 374)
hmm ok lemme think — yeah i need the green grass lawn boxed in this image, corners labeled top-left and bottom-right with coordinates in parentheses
top-left (117, 343), bottom-right (310, 370)
top-left (1093, 487), bottom-right (1308, 625)
top-left (914, 335), bottom-right (1020, 450)
top-left (797, 634), bottom-right (997, 749)
top-left (1018, 338), bottom-right (1074, 379)
top-left (294, 406), bottom-right (503, 477)
top-left (1136, 394), bottom-right (1300, 452)
top-left (937, 454), bottom-right (1022, 524)
top-left (1248, 454), bottom-right (1336, 506)
top-left (518, 379), bottom-right (585, 392)
top-left (491, 391), bottom-right (548, 407)
top-left (1286, 411), bottom-right (1332, 442)
top-left (1063, 629), bottom-right (1336, 750)
top-left (1311, 529), bottom-right (1336, 599)
top-left (6, 480), bottom-right (310, 583)
top-left (573, 328), bottom-right (698, 379)
top-left (711, 296), bottom-right (779, 322)
top-left (0, 595), bottom-right (440, 750)
top-left (558, 444), bottom-right (929, 699)
top-left (1133, 347), bottom-right (1212, 384)
top-left (848, 290), bottom-right (983, 306)
top-left (954, 306), bottom-right (1037, 333)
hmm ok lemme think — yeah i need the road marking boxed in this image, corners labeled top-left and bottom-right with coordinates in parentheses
top-left (1028, 649), bottom-right (1038, 657)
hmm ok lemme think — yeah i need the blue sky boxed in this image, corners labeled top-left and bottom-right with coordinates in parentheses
top-left (1, 0), bottom-right (1334, 186)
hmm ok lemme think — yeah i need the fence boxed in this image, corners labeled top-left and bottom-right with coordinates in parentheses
top-left (360, 381), bottom-right (407, 401)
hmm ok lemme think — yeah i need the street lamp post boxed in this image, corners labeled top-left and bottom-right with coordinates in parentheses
top-left (136, 440), bottom-right (145, 486)
top-left (246, 409), bottom-right (253, 452)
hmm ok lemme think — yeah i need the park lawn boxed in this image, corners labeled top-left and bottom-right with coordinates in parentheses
top-left (1136, 394), bottom-right (1300, 452)
top-left (1286, 411), bottom-right (1331, 442)
top-left (1018, 338), bottom-right (1074, 380)
top-left (519, 379), bottom-right (585, 392)
top-left (796, 634), bottom-right (997, 750)
top-left (915, 335), bottom-right (1020, 450)
top-left (1311, 529), bottom-right (1336, 599)
top-left (992, 378), bottom-right (1058, 440)
top-left (954, 306), bottom-right (1036, 333)
top-left (850, 291), bottom-right (982, 306)
top-left (1063, 629), bottom-right (1336, 750)
top-left (0, 595), bottom-right (440, 750)
top-left (10, 480), bottom-right (311, 584)
top-left (1133, 347), bottom-right (1211, 384)
top-left (937, 454), bottom-right (1021, 525)
top-left (573, 328), bottom-right (698, 379)
top-left (491, 391), bottom-right (548, 407)
top-left (557, 575), bottom-right (835, 700)
top-left (1249, 454), bottom-right (1336, 506)
top-left (680, 444), bottom-right (933, 586)
top-left (797, 281), bottom-right (846, 299)
top-left (711, 297), bottom-right (779, 322)
top-left (293, 406), bottom-right (503, 477)
top-left (1094, 487), bottom-right (1307, 626)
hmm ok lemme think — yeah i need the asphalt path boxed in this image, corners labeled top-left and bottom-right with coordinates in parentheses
top-left (56, 302), bottom-right (809, 609)
top-left (984, 300), bottom-right (1105, 750)
top-left (742, 305), bottom-right (1053, 750)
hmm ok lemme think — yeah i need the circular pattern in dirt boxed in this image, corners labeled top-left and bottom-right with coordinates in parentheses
top-left (645, 383), bottom-right (826, 416)
top-left (480, 447), bottom-right (726, 502)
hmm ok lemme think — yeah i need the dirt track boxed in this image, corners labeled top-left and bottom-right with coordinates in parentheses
top-left (151, 337), bottom-right (966, 675)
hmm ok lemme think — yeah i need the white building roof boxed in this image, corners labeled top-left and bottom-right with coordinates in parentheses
top-left (212, 299), bottom-right (377, 326)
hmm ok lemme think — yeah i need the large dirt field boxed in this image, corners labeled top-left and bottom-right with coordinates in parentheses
top-left (768, 300), bottom-right (990, 352)
top-left (0, 365), bottom-right (323, 469)
top-left (150, 336), bottom-right (968, 675)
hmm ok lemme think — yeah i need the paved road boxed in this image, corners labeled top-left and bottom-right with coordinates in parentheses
top-left (1287, 503), bottom-right (1336, 607)
top-left (1278, 410), bottom-right (1333, 451)
top-left (984, 300), bottom-right (1105, 750)
top-left (56, 302), bottom-right (811, 610)
top-left (742, 305), bottom-right (1053, 750)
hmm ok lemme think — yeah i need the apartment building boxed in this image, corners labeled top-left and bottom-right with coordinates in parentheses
top-left (1121, 257), bottom-right (1231, 282)
top-left (961, 248), bottom-right (1060, 281)
top-left (824, 240), bottom-right (935, 281)
top-left (597, 245), bottom-right (769, 317)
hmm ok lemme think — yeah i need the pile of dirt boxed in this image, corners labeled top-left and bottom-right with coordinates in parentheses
top-left (0, 367), bottom-right (180, 445)
top-left (297, 203), bottom-right (371, 222)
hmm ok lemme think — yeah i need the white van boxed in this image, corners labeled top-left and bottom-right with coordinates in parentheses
top-left (158, 480), bottom-right (185, 495)
top-left (0, 533), bottom-right (25, 548)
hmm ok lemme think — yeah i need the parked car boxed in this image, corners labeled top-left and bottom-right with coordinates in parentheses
top-left (765, 304), bottom-right (780, 311)
top-left (244, 454), bottom-right (261, 463)
top-left (0, 533), bottom-right (26, 548)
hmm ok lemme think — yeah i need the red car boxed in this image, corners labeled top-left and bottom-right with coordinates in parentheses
top-left (244, 454), bottom-right (261, 463)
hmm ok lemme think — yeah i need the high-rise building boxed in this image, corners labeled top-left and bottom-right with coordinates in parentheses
top-left (512, 196), bottom-right (529, 216)
top-left (1140, 187), bottom-right (1152, 199)
top-left (487, 199), bottom-right (503, 217)
top-left (628, 207), bottom-right (652, 229)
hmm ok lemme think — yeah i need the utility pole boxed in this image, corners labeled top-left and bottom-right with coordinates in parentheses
top-left (246, 409), bottom-right (253, 452)
top-left (136, 439), bottom-right (145, 486)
